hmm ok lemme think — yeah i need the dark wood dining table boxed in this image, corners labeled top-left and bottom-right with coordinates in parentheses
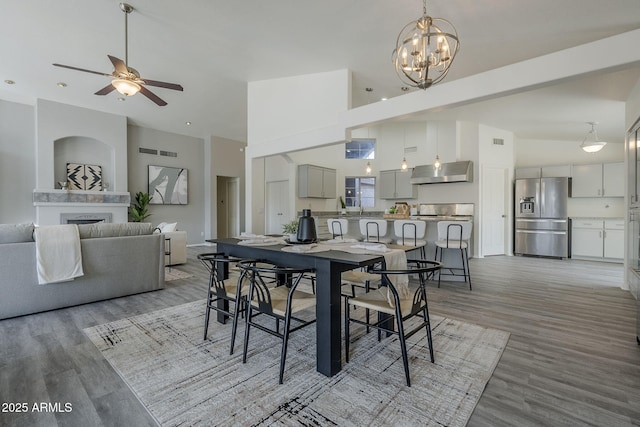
top-left (208, 237), bottom-right (387, 377)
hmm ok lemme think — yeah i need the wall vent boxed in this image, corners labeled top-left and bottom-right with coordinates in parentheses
top-left (492, 138), bottom-right (504, 146)
top-left (139, 147), bottom-right (158, 155)
top-left (404, 146), bottom-right (418, 153)
top-left (159, 150), bottom-right (178, 157)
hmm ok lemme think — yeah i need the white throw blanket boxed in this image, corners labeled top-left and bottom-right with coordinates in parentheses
top-left (35, 225), bottom-right (84, 285)
top-left (381, 249), bottom-right (409, 307)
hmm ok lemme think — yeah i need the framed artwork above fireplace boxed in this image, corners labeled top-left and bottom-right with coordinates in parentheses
top-left (67, 163), bottom-right (102, 190)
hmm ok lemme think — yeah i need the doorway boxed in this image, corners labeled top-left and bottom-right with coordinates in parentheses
top-left (266, 180), bottom-right (290, 235)
top-left (217, 176), bottom-right (240, 238)
top-left (481, 167), bottom-right (508, 256)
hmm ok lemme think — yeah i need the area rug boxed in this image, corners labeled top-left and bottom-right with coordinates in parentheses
top-left (164, 267), bottom-right (192, 281)
top-left (84, 300), bottom-right (509, 427)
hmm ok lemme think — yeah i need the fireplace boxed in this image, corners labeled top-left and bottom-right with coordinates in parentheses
top-left (61, 213), bottom-right (112, 224)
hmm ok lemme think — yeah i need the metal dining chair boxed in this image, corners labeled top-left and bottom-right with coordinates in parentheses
top-left (344, 259), bottom-right (442, 387)
top-left (238, 260), bottom-right (317, 384)
top-left (393, 219), bottom-right (427, 258)
top-left (327, 218), bottom-right (349, 239)
top-left (198, 252), bottom-right (252, 355)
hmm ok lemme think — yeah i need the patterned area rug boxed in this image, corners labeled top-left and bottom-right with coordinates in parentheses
top-left (164, 267), bottom-right (192, 281)
top-left (84, 300), bottom-right (509, 427)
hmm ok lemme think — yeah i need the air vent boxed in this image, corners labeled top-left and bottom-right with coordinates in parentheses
top-left (404, 146), bottom-right (418, 153)
top-left (493, 138), bottom-right (504, 146)
top-left (139, 147), bottom-right (157, 155)
top-left (159, 150), bottom-right (177, 157)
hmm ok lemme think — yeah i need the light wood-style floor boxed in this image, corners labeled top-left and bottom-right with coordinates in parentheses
top-left (1, 247), bottom-right (639, 426)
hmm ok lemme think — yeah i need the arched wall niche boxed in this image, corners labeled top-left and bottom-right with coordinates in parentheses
top-left (54, 136), bottom-right (114, 189)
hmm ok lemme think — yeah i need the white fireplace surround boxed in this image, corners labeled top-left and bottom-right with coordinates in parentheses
top-left (33, 189), bottom-right (130, 226)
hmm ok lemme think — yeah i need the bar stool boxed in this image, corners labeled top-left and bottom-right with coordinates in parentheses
top-left (327, 218), bottom-right (349, 239)
top-left (344, 259), bottom-right (441, 387)
top-left (238, 260), bottom-right (317, 384)
top-left (434, 221), bottom-right (472, 290)
top-left (197, 252), bottom-right (251, 355)
top-left (359, 219), bottom-right (392, 243)
top-left (393, 220), bottom-right (427, 258)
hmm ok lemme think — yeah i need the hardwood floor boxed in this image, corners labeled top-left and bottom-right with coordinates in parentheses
top-left (1, 248), bottom-right (638, 426)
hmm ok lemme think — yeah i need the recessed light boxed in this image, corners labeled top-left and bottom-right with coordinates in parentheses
top-left (401, 86), bottom-right (409, 92)
top-left (381, 97), bottom-right (388, 101)
top-left (4, 80), bottom-right (15, 85)
top-left (185, 121), bottom-right (192, 126)
top-left (56, 82), bottom-right (67, 88)
top-left (117, 97), bottom-right (126, 102)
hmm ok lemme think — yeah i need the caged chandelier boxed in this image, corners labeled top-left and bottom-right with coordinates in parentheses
top-left (392, 0), bottom-right (459, 90)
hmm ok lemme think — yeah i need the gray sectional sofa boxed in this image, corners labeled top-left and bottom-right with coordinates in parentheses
top-left (0, 222), bottom-right (165, 320)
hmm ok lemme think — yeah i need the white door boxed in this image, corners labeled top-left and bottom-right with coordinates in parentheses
top-left (482, 167), bottom-right (507, 256)
top-left (266, 180), bottom-right (290, 235)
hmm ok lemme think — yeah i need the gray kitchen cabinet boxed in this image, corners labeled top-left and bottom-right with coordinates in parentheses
top-left (298, 164), bottom-right (336, 198)
top-left (379, 169), bottom-right (417, 199)
top-left (571, 163), bottom-right (624, 197)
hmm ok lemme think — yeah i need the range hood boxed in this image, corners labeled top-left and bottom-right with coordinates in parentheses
top-left (410, 160), bottom-right (473, 184)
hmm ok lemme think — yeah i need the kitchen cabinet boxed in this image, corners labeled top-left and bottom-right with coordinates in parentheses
top-left (571, 162), bottom-right (624, 198)
top-left (515, 165), bottom-right (571, 179)
top-left (298, 164), bottom-right (336, 198)
top-left (515, 167), bottom-right (541, 179)
top-left (379, 169), bottom-right (417, 199)
top-left (571, 218), bottom-right (623, 262)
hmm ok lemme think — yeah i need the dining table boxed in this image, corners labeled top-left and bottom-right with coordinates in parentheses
top-left (208, 237), bottom-right (405, 378)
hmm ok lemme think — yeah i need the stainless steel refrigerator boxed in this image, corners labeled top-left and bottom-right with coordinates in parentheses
top-left (514, 177), bottom-right (570, 258)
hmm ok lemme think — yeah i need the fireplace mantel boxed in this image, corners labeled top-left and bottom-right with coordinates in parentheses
top-left (33, 189), bottom-right (131, 225)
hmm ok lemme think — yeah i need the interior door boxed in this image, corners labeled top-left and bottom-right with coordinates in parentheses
top-left (482, 167), bottom-right (507, 256)
top-left (266, 180), bottom-right (290, 235)
top-left (227, 178), bottom-right (240, 237)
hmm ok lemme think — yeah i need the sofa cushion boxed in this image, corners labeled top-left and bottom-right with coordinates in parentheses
top-left (78, 222), bottom-right (154, 239)
top-left (0, 223), bottom-right (35, 243)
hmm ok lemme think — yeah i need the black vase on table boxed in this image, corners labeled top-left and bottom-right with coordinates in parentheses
top-left (296, 209), bottom-right (317, 243)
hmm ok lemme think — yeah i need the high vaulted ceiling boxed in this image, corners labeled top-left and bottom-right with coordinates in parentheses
top-left (1, 0), bottom-right (639, 144)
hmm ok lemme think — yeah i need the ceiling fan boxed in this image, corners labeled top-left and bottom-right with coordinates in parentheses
top-left (53, 2), bottom-right (183, 106)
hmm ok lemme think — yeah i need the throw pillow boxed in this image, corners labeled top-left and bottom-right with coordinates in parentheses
top-left (161, 222), bottom-right (178, 233)
top-left (0, 223), bottom-right (35, 243)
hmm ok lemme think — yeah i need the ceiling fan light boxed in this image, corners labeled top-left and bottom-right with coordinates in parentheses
top-left (112, 78), bottom-right (140, 96)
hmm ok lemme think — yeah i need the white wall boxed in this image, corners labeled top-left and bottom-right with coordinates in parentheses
top-left (127, 125), bottom-right (205, 244)
top-left (0, 100), bottom-right (35, 223)
top-left (36, 99), bottom-right (127, 191)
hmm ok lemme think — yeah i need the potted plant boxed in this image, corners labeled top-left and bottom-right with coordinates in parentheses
top-left (338, 196), bottom-right (347, 215)
top-left (129, 191), bottom-right (152, 222)
top-left (282, 220), bottom-right (299, 242)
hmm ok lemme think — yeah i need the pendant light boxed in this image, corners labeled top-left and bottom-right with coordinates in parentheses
top-left (401, 128), bottom-right (409, 171)
top-left (580, 121), bottom-right (607, 153)
top-left (433, 122), bottom-right (441, 170)
top-left (365, 161), bottom-right (372, 175)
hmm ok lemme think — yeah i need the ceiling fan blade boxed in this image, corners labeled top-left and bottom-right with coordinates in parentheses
top-left (139, 85), bottom-right (167, 106)
top-left (107, 55), bottom-right (128, 75)
top-left (52, 63), bottom-right (111, 77)
top-left (141, 79), bottom-right (184, 91)
top-left (94, 84), bottom-right (116, 96)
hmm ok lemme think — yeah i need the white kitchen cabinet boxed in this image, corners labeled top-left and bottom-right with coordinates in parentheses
top-left (572, 219), bottom-right (604, 258)
top-left (571, 163), bottom-right (624, 198)
top-left (515, 167), bottom-right (541, 179)
top-left (604, 219), bottom-right (624, 259)
top-left (379, 169), bottom-right (417, 199)
top-left (542, 165), bottom-right (572, 177)
top-left (571, 218), bottom-right (623, 262)
top-left (298, 164), bottom-right (336, 198)
top-left (603, 162), bottom-right (624, 197)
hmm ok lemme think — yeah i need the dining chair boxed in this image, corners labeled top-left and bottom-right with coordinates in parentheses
top-left (198, 252), bottom-right (252, 355)
top-left (327, 218), bottom-right (349, 239)
top-left (393, 220), bottom-right (427, 258)
top-left (359, 219), bottom-right (392, 243)
top-left (344, 259), bottom-right (441, 387)
top-left (434, 221), bottom-right (472, 290)
top-left (238, 260), bottom-right (317, 384)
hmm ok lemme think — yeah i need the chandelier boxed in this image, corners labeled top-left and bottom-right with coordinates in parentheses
top-left (392, 0), bottom-right (459, 90)
top-left (580, 122), bottom-right (607, 153)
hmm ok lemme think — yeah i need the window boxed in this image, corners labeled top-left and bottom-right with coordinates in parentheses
top-left (345, 177), bottom-right (375, 208)
top-left (345, 139), bottom-right (375, 159)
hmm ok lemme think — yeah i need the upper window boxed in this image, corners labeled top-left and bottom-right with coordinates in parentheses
top-left (345, 139), bottom-right (375, 160)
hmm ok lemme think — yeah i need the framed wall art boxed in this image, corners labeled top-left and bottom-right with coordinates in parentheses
top-left (148, 165), bottom-right (188, 205)
top-left (67, 163), bottom-right (102, 190)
